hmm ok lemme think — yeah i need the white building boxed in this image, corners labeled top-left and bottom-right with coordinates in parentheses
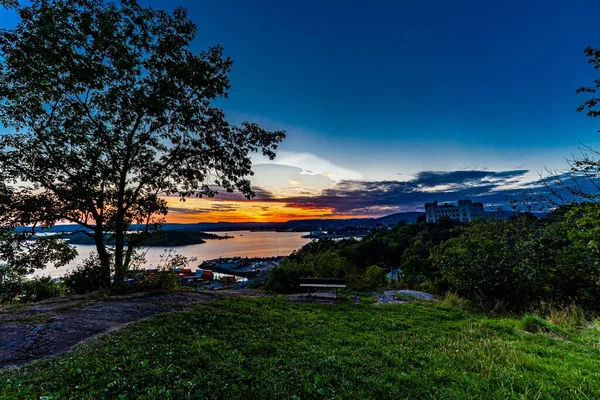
top-left (424, 200), bottom-right (485, 223)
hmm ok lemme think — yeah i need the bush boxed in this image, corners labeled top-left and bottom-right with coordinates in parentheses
top-left (0, 264), bottom-right (25, 304)
top-left (133, 268), bottom-right (179, 292)
top-left (432, 217), bottom-right (544, 312)
top-left (248, 280), bottom-right (263, 289)
top-left (21, 276), bottom-right (63, 302)
top-left (264, 258), bottom-right (314, 293)
top-left (361, 265), bottom-right (386, 291)
top-left (1, 267), bottom-right (63, 304)
top-left (64, 255), bottom-right (109, 295)
top-left (414, 279), bottom-right (439, 295)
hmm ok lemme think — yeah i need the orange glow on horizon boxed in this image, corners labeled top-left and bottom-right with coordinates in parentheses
top-left (163, 197), bottom-right (360, 223)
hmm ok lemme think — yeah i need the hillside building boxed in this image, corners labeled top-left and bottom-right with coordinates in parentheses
top-left (424, 200), bottom-right (485, 223)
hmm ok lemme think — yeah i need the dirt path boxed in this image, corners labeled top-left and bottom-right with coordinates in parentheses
top-left (0, 290), bottom-right (262, 368)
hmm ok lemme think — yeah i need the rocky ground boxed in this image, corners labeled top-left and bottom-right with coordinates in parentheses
top-left (375, 290), bottom-right (437, 305)
top-left (0, 290), bottom-right (263, 368)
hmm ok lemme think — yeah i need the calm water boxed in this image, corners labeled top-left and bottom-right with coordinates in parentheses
top-left (33, 231), bottom-right (311, 278)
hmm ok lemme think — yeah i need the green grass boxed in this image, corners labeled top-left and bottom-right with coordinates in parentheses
top-left (2, 298), bottom-right (600, 399)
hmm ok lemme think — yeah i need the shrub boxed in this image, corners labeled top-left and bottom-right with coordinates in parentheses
top-left (0, 264), bottom-right (25, 305)
top-left (133, 269), bottom-right (179, 292)
top-left (64, 255), bottom-right (109, 295)
top-left (21, 276), bottom-right (63, 302)
top-left (414, 279), bottom-right (438, 295)
top-left (1, 268), bottom-right (64, 304)
top-left (432, 217), bottom-right (544, 312)
top-left (361, 265), bottom-right (387, 291)
top-left (264, 258), bottom-right (314, 293)
top-left (130, 250), bottom-right (196, 292)
top-left (248, 280), bottom-right (263, 289)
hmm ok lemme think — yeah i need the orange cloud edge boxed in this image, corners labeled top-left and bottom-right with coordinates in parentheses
top-left (164, 198), bottom-right (361, 223)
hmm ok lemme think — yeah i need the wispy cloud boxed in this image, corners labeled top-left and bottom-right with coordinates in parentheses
top-left (254, 151), bottom-right (362, 182)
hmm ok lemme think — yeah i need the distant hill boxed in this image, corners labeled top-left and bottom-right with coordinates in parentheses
top-left (42, 230), bottom-right (232, 246)
top-left (375, 212), bottom-right (423, 224)
top-left (17, 210), bottom-right (548, 235)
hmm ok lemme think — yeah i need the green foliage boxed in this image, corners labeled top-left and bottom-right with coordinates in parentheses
top-left (432, 215), bottom-right (545, 312)
top-left (247, 280), bottom-right (263, 289)
top-left (64, 254), bottom-right (110, 295)
top-left (1, 298), bottom-right (600, 398)
top-left (361, 265), bottom-right (386, 291)
top-left (266, 219), bottom-right (463, 293)
top-left (542, 203), bottom-right (600, 308)
top-left (129, 250), bottom-right (195, 292)
top-left (269, 205), bottom-right (600, 313)
top-left (264, 240), bottom-right (355, 293)
top-left (264, 256), bottom-right (319, 293)
top-left (0, 264), bottom-right (24, 304)
top-left (0, 268), bottom-right (63, 305)
top-left (0, 228), bottom-right (75, 303)
top-left (20, 276), bottom-right (64, 302)
top-left (133, 270), bottom-right (179, 292)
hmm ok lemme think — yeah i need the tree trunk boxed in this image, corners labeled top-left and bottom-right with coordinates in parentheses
top-left (113, 196), bottom-right (128, 291)
top-left (113, 164), bottom-right (129, 291)
top-left (93, 229), bottom-right (112, 288)
top-left (113, 208), bottom-right (126, 292)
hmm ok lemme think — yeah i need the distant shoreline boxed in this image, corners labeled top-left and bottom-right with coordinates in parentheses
top-left (52, 230), bottom-right (234, 247)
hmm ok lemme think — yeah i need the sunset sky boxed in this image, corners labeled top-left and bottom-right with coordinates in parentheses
top-left (4, 0), bottom-right (600, 223)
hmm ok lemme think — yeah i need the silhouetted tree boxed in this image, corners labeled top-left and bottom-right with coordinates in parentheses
top-left (0, 0), bottom-right (17, 9)
top-left (542, 46), bottom-right (600, 205)
top-left (0, 0), bottom-right (285, 288)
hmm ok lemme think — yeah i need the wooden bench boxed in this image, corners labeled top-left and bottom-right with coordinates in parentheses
top-left (299, 278), bottom-right (347, 298)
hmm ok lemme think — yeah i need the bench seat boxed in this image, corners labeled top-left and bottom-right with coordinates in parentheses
top-left (298, 278), bottom-right (346, 297)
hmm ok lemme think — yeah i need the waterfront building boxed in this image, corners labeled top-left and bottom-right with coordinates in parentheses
top-left (424, 199), bottom-right (485, 223)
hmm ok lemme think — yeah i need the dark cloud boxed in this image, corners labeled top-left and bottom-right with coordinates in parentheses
top-left (210, 186), bottom-right (275, 201)
top-left (412, 170), bottom-right (529, 188)
top-left (169, 203), bottom-right (240, 215)
top-left (275, 169), bottom-right (533, 215)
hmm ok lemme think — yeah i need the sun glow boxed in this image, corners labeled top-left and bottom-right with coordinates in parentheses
top-left (163, 197), bottom-right (353, 223)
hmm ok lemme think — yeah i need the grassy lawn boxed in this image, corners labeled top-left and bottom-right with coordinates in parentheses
top-left (2, 298), bottom-right (600, 399)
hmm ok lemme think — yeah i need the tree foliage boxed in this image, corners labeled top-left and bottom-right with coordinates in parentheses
top-left (0, 0), bottom-right (285, 288)
top-left (264, 219), bottom-right (465, 293)
top-left (432, 214), bottom-right (545, 312)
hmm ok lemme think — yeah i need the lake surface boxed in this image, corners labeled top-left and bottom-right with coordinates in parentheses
top-left (33, 231), bottom-right (311, 278)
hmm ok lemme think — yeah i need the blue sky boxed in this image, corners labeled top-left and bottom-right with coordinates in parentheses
top-left (173, 0), bottom-right (600, 179)
top-left (3, 0), bottom-right (600, 220)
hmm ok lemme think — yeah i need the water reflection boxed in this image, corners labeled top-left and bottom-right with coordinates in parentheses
top-left (33, 231), bottom-right (311, 278)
